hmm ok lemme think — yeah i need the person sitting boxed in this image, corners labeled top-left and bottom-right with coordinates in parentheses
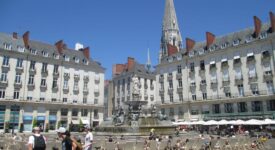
top-left (108, 136), bottom-right (113, 142)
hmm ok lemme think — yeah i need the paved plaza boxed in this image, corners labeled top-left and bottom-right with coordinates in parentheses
top-left (0, 131), bottom-right (274, 150)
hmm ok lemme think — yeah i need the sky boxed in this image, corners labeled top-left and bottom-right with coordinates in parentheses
top-left (0, 0), bottom-right (275, 79)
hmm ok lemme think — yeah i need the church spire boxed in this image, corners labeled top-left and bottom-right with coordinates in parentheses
top-left (159, 0), bottom-right (182, 61)
top-left (146, 48), bottom-right (151, 71)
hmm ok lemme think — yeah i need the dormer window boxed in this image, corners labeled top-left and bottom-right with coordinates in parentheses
top-left (189, 51), bottom-right (194, 57)
top-left (83, 59), bottom-right (88, 65)
top-left (74, 57), bottom-right (79, 63)
top-left (221, 42), bottom-right (229, 49)
top-left (17, 46), bottom-right (25, 52)
top-left (53, 53), bottom-right (59, 59)
top-left (245, 35), bottom-right (253, 43)
top-left (30, 49), bottom-right (37, 55)
top-left (233, 39), bottom-right (240, 46)
top-left (42, 51), bottom-right (48, 57)
top-left (64, 55), bottom-right (70, 62)
top-left (198, 49), bottom-right (205, 55)
top-left (3, 43), bottom-right (12, 50)
top-left (259, 32), bottom-right (267, 39)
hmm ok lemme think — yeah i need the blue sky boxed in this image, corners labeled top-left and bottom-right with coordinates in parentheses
top-left (0, 0), bottom-right (275, 79)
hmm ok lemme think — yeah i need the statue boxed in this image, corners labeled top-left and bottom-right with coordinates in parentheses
top-left (132, 75), bottom-right (140, 96)
top-left (113, 106), bottom-right (125, 126)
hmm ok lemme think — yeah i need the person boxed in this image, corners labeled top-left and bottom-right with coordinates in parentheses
top-left (56, 127), bottom-right (77, 150)
top-left (83, 125), bottom-right (93, 150)
top-left (28, 126), bottom-right (47, 150)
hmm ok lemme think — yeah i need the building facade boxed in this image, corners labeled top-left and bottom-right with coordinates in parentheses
top-left (0, 31), bottom-right (105, 132)
top-left (156, 0), bottom-right (275, 121)
top-left (112, 57), bottom-right (156, 115)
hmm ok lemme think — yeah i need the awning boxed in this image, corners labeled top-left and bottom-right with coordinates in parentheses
top-left (23, 115), bottom-right (33, 121)
top-left (190, 118), bottom-right (199, 121)
top-left (82, 120), bottom-right (90, 125)
top-left (37, 116), bottom-right (45, 121)
top-left (49, 115), bottom-right (57, 121)
top-left (221, 58), bottom-right (228, 62)
top-left (210, 61), bottom-right (216, 65)
top-left (234, 56), bottom-right (240, 59)
top-left (247, 52), bottom-right (254, 57)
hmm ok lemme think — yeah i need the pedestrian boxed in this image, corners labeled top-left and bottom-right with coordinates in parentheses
top-left (28, 126), bottom-right (47, 150)
top-left (56, 127), bottom-right (77, 150)
top-left (83, 125), bottom-right (93, 150)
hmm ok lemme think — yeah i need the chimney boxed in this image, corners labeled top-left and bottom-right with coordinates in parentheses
top-left (55, 40), bottom-right (64, 54)
top-left (206, 32), bottom-right (215, 48)
top-left (83, 47), bottom-right (90, 59)
top-left (270, 12), bottom-right (275, 33)
top-left (127, 57), bottom-right (135, 71)
top-left (186, 38), bottom-right (195, 52)
top-left (253, 16), bottom-right (262, 37)
top-left (13, 32), bottom-right (18, 39)
top-left (22, 31), bottom-right (30, 48)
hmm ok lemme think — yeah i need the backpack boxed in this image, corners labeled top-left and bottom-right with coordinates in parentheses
top-left (71, 137), bottom-right (83, 150)
top-left (33, 135), bottom-right (46, 150)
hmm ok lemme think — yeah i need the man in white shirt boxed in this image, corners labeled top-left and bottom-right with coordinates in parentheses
top-left (83, 125), bottom-right (93, 150)
top-left (28, 126), bottom-right (47, 150)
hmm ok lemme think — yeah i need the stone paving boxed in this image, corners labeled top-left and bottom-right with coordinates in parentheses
top-left (0, 131), bottom-right (274, 150)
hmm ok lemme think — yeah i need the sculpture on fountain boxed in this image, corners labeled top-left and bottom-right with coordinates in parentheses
top-left (113, 106), bottom-right (125, 126)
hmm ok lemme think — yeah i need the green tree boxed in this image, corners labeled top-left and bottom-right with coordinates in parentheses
top-left (4, 121), bottom-right (10, 133)
top-left (32, 118), bottom-right (37, 128)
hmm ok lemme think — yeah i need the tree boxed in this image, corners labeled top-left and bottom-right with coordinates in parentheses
top-left (32, 118), bottom-right (37, 128)
top-left (4, 121), bottom-right (10, 133)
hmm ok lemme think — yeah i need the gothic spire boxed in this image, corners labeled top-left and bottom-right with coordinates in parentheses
top-left (146, 48), bottom-right (151, 71)
top-left (160, 0), bottom-right (182, 61)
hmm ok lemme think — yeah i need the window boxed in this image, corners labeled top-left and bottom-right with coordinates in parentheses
top-left (252, 101), bottom-right (262, 112)
top-left (94, 98), bottom-right (98, 104)
top-left (42, 51), bottom-right (48, 57)
top-left (16, 58), bottom-right (23, 68)
top-left (27, 96), bottom-right (32, 101)
top-left (83, 59), bottom-right (88, 65)
top-left (222, 69), bottom-right (229, 81)
top-left (0, 89), bottom-right (5, 99)
top-left (15, 73), bottom-right (21, 84)
top-left (224, 103), bottom-right (234, 113)
top-left (192, 94), bottom-right (197, 101)
top-left (30, 61), bottom-right (35, 70)
top-left (53, 65), bottom-right (59, 74)
top-left (63, 80), bottom-right (68, 89)
top-left (13, 91), bottom-right (19, 99)
top-left (61, 108), bottom-right (68, 116)
top-left (62, 98), bottom-right (67, 103)
top-left (233, 39), bottom-right (240, 46)
top-left (178, 79), bottom-right (182, 88)
top-left (248, 64), bottom-right (256, 78)
top-left (30, 49), bottom-right (37, 55)
top-left (202, 93), bottom-right (207, 100)
top-left (1, 72), bottom-right (7, 82)
top-left (260, 32), bottom-right (267, 39)
top-left (64, 55), bottom-right (70, 61)
top-left (245, 35), bottom-right (253, 43)
top-left (251, 85), bottom-right (259, 95)
top-left (72, 109), bottom-right (78, 117)
top-left (73, 81), bottom-right (79, 90)
top-left (225, 92), bottom-right (231, 98)
top-left (190, 62), bottom-right (195, 72)
top-left (267, 81), bottom-right (275, 94)
top-left (74, 57), bottom-right (79, 63)
top-left (235, 67), bottom-right (242, 79)
top-left (177, 65), bottom-right (182, 74)
top-left (28, 75), bottom-right (34, 85)
top-left (2, 56), bottom-right (9, 66)
top-left (179, 93), bottom-right (183, 101)
top-left (169, 80), bottom-right (173, 89)
top-left (238, 84), bottom-right (244, 96)
top-left (41, 78), bottom-right (46, 87)
top-left (83, 97), bottom-right (87, 104)
top-left (161, 95), bottom-right (164, 104)
top-left (42, 63), bottom-right (47, 72)
top-left (213, 104), bottom-right (220, 114)
top-left (53, 53), bottom-right (59, 59)
top-left (200, 60), bottom-right (205, 70)
top-left (94, 109), bottom-right (98, 118)
top-left (267, 100), bottom-right (275, 111)
top-left (238, 102), bottom-right (247, 113)
top-left (3, 43), bottom-right (12, 50)
top-left (81, 109), bottom-right (88, 116)
top-left (169, 108), bottom-right (174, 116)
top-left (169, 94), bottom-right (173, 102)
top-left (17, 46), bottom-right (25, 52)
top-left (84, 82), bottom-right (88, 91)
top-left (52, 78), bottom-right (58, 88)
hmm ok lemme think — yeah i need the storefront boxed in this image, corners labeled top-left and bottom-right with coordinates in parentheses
top-left (10, 105), bottom-right (20, 132)
top-left (0, 105), bottom-right (5, 131)
top-left (49, 115), bottom-right (57, 130)
top-left (23, 115), bottom-right (33, 132)
top-left (37, 116), bottom-right (45, 131)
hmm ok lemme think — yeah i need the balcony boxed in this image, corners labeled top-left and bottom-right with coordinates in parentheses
top-left (199, 66), bottom-right (205, 74)
top-left (235, 75), bottom-right (243, 83)
top-left (211, 78), bottom-right (217, 84)
top-left (14, 82), bottom-right (22, 88)
top-left (41, 70), bottom-right (48, 76)
top-left (53, 71), bottom-right (59, 77)
top-left (167, 74), bottom-right (173, 81)
top-left (168, 87), bottom-right (173, 94)
top-left (159, 88), bottom-right (164, 94)
top-left (73, 87), bottom-right (79, 93)
top-left (177, 86), bottom-right (183, 93)
top-left (248, 73), bottom-right (257, 82)
top-left (27, 83), bottom-right (35, 89)
top-left (222, 77), bottom-right (230, 86)
top-left (94, 88), bottom-right (99, 95)
top-left (40, 84), bottom-right (47, 90)
top-left (144, 94), bottom-right (148, 100)
top-left (15, 66), bottom-right (24, 73)
top-left (63, 87), bottom-right (69, 93)
top-left (29, 68), bottom-right (36, 75)
top-left (176, 73), bottom-right (182, 79)
top-left (190, 82), bottom-right (196, 88)
top-left (189, 68), bottom-right (195, 74)
top-left (94, 75), bottom-right (100, 84)
top-left (144, 84), bottom-right (148, 89)
top-left (150, 84), bottom-right (154, 90)
top-left (1, 64), bottom-right (10, 71)
top-left (83, 88), bottom-right (89, 94)
top-left (0, 80), bottom-right (8, 87)
top-left (74, 74), bottom-right (80, 81)
top-left (52, 86), bottom-right (59, 91)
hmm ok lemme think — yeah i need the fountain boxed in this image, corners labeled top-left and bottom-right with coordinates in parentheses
top-left (95, 75), bottom-right (175, 136)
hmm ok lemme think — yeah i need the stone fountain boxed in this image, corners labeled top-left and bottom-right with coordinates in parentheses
top-left (95, 75), bottom-right (174, 136)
